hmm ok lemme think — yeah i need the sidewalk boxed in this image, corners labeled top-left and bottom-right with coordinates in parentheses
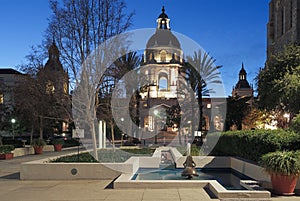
top-left (0, 148), bottom-right (299, 201)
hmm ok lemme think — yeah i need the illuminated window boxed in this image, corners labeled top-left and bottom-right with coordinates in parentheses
top-left (46, 81), bottom-right (55, 94)
top-left (160, 50), bottom-right (166, 62)
top-left (63, 83), bottom-right (68, 93)
top-left (0, 94), bottom-right (3, 104)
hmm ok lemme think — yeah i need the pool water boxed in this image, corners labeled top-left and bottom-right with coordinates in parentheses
top-left (131, 168), bottom-right (252, 190)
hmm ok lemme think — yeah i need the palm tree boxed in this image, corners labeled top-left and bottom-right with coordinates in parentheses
top-left (181, 50), bottom-right (222, 143)
top-left (97, 50), bottom-right (141, 149)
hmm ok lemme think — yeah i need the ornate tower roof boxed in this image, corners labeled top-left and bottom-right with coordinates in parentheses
top-left (239, 63), bottom-right (247, 79)
top-left (48, 40), bottom-right (60, 61)
top-left (146, 6), bottom-right (181, 49)
top-left (235, 63), bottom-right (251, 89)
top-left (44, 40), bottom-right (64, 72)
top-left (157, 6), bottom-right (169, 29)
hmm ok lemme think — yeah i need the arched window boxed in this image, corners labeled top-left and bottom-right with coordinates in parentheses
top-left (159, 78), bottom-right (167, 90)
top-left (160, 50), bottom-right (166, 62)
top-left (158, 72), bottom-right (168, 90)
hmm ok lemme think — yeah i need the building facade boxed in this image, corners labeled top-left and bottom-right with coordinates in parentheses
top-left (37, 41), bottom-right (70, 135)
top-left (0, 69), bottom-right (24, 107)
top-left (267, 0), bottom-right (300, 59)
top-left (139, 7), bottom-right (184, 132)
top-left (135, 7), bottom-right (224, 145)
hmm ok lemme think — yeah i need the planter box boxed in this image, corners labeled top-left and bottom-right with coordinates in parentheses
top-left (0, 153), bottom-right (14, 160)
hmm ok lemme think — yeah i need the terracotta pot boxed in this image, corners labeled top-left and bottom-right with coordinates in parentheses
top-left (33, 146), bottom-right (43, 154)
top-left (0, 153), bottom-right (13, 160)
top-left (271, 174), bottom-right (298, 195)
top-left (54, 144), bottom-right (63, 151)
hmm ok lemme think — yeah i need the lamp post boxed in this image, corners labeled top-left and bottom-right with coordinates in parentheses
top-left (11, 118), bottom-right (16, 140)
top-left (121, 133), bottom-right (124, 146)
top-left (154, 110), bottom-right (158, 144)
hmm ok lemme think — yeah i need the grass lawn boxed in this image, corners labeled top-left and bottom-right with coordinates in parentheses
top-left (51, 148), bottom-right (155, 163)
top-left (176, 145), bottom-right (203, 156)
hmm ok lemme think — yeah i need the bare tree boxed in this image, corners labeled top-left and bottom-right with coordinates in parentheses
top-left (45, 0), bottom-right (134, 158)
top-left (15, 43), bottom-right (71, 140)
top-left (47, 0), bottom-right (134, 84)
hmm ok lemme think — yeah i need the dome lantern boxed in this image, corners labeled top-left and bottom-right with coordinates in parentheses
top-left (157, 6), bottom-right (170, 30)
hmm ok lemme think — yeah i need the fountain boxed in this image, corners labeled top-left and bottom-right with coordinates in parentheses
top-left (159, 149), bottom-right (176, 169)
top-left (181, 143), bottom-right (199, 179)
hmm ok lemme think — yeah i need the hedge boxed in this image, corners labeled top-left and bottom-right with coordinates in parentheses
top-left (209, 129), bottom-right (300, 162)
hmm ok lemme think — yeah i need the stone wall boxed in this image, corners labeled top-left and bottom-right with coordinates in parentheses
top-left (267, 0), bottom-right (300, 59)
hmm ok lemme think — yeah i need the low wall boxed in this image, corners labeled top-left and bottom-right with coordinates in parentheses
top-left (14, 147), bottom-right (35, 157)
top-left (13, 145), bottom-right (54, 157)
top-left (19, 147), bottom-right (300, 190)
top-left (20, 159), bottom-right (121, 180)
top-left (43, 145), bottom-right (55, 152)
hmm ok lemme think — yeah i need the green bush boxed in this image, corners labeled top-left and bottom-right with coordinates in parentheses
top-left (210, 129), bottom-right (300, 162)
top-left (290, 113), bottom-right (300, 133)
top-left (31, 139), bottom-right (46, 147)
top-left (2, 138), bottom-right (23, 148)
top-left (63, 138), bottom-right (80, 148)
top-left (0, 145), bottom-right (15, 153)
top-left (51, 139), bottom-right (65, 145)
top-left (260, 150), bottom-right (300, 176)
top-left (52, 153), bottom-right (98, 163)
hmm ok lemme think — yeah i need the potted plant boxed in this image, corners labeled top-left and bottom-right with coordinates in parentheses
top-left (260, 150), bottom-right (300, 195)
top-left (52, 139), bottom-right (64, 151)
top-left (0, 145), bottom-right (14, 159)
top-left (31, 139), bottom-right (46, 154)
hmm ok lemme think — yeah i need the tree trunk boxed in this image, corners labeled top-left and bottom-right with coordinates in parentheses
top-left (178, 127), bottom-right (182, 145)
top-left (90, 118), bottom-right (98, 160)
top-left (39, 117), bottom-right (43, 139)
top-left (198, 88), bottom-right (203, 132)
top-left (198, 87), bottom-right (203, 146)
top-left (30, 125), bottom-right (34, 145)
top-left (110, 122), bottom-right (115, 151)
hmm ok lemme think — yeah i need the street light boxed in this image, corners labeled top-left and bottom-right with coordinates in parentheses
top-left (154, 110), bottom-right (158, 144)
top-left (11, 118), bottom-right (16, 140)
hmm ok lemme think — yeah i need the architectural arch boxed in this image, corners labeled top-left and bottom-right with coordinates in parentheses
top-left (158, 72), bottom-right (168, 90)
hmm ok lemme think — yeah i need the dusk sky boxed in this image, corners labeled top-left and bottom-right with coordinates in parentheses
top-left (0, 0), bottom-right (269, 96)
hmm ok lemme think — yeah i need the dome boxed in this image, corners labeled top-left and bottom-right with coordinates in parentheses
top-left (146, 29), bottom-right (181, 49)
top-left (235, 80), bottom-right (251, 89)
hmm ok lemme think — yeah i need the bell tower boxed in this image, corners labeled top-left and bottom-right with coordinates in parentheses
top-left (139, 7), bottom-right (185, 133)
top-left (156, 6), bottom-right (170, 30)
top-left (232, 63), bottom-right (253, 98)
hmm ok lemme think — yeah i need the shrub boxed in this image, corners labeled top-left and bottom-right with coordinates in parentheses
top-left (51, 139), bottom-right (65, 145)
top-left (31, 139), bottom-right (46, 147)
top-left (2, 137), bottom-right (23, 148)
top-left (210, 129), bottom-right (300, 162)
top-left (290, 113), bottom-right (300, 133)
top-left (63, 138), bottom-right (80, 148)
top-left (260, 150), bottom-right (300, 176)
top-left (0, 145), bottom-right (15, 153)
